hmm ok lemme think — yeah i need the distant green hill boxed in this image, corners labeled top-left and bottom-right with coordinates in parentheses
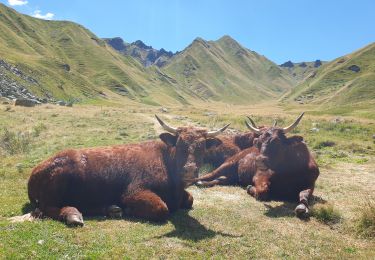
top-left (0, 4), bottom-right (296, 105)
top-left (162, 36), bottom-right (294, 103)
top-left (0, 3), bottom-right (186, 105)
top-left (285, 42), bottom-right (375, 107)
top-left (3, 3), bottom-right (373, 108)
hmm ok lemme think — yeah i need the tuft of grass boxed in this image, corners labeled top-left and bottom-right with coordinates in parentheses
top-left (0, 127), bottom-right (32, 155)
top-left (32, 122), bottom-right (47, 137)
top-left (356, 200), bottom-right (375, 238)
top-left (312, 204), bottom-right (342, 225)
top-left (313, 140), bottom-right (336, 149)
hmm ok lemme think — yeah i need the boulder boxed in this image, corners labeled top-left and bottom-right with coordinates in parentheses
top-left (57, 100), bottom-right (66, 106)
top-left (14, 98), bottom-right (40, 107)
top-left (62, 64), bottom-right (70, 71)
top-left (348, 65), bottom-right (360, 73)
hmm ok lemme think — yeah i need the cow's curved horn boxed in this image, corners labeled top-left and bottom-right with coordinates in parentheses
top-left (283, 112), bottom-right (305, 133)
top-left (207, 123), bottom-right (231, 137)
top-left (246, 116), bottom-right (258, 128)
top-left (245, 117), bottom-right (261, 134)
top-left (155, 115), bottom-right (177, 134)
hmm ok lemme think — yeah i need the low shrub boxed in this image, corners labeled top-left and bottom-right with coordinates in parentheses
top-left (0, 127), bottom-right (32, 155)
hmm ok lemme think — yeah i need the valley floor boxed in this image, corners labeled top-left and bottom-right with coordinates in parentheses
top-left (0, 102), bottom-right (374, 259)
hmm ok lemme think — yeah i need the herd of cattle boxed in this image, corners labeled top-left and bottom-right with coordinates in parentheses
top-left (27, 113), bottom-right (319, 226)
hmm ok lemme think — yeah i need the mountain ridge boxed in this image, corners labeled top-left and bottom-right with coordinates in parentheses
top-left (104, 37), bottom-right (174, 67)
top-left (285, 42), bottom-right (375, 107)
top-left (1, 3), bottom-right (373, 109)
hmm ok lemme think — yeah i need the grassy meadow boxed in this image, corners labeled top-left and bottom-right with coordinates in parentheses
top-left (0, 101), bottom-right (374, 259)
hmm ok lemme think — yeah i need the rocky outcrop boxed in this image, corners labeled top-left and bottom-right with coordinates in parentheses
top-left (314, 59), bottom-right (322, 67)
top-left (348, 64), bottom-right (360, 72)
top-left (0, 59), bottom-right (57, 105)
top-left (0, 60), bottom-right (38, 84)
top-left (280, 61), bottom-right (294, 68)
top-left (0, 61), bottom-right (41, 102)
top-left (104, 37), bottom-right (174, 67)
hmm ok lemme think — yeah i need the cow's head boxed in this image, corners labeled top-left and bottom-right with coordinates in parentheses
top-left (155, 115), bottom-right (229, 183)
top-left (245, 113), bottom-right (305, 167)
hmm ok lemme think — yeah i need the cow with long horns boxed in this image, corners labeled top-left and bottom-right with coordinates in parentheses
top-left (203, 117), bottom-right (281, 168)
top-left (196, 113), bottom-right (319, 217)
top-left (27, 116), bottom-right (229, 226)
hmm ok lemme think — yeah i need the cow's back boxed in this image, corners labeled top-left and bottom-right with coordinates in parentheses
top-left (28, 141), bottom-right (169, 209)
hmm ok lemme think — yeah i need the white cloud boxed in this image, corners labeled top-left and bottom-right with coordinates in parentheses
top-left (8, 0), bottom-right (28, 6)
top-left (32, 10), bottom-right (55, 20)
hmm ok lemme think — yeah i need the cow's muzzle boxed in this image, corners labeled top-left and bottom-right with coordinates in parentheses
top-left (183, 162), bottom-right (199, 177)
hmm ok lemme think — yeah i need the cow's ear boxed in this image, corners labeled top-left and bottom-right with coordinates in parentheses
top-left (206, 138), bottom-right (222, 149)
top-left (159, 133), bottom-right (177, 146)
top-left (287, 135), bottom-right (303, 144)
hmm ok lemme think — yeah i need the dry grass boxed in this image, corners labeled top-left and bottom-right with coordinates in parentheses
top-left (356, 200), bottom-right (375, 238)
top-left (0, 102), bottom-right (374, 259)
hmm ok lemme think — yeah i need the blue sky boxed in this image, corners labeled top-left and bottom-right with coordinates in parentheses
top-left (1, 0), bottom-right (374, 64)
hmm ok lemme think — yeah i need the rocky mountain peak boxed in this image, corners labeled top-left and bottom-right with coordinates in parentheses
top-left (105, 37), bottom-right (127, 51)
top-left (280, 61), bottom-right (294, 68)
top-left (105, 38), bottom-right (174, 67)
top-left (133, 40), bottom-right (152, 49)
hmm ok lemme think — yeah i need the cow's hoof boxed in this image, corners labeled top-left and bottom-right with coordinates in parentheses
top-left (66, 214), bottom-right (84, 227)
top-left (295, 204), bottom-right (309, 218)
top-left (246, 185), bottom-right (255, 196)
top-left (108, 205), bottom-right (122, 219)
top-left (195, 181), bottom-right (205, 188)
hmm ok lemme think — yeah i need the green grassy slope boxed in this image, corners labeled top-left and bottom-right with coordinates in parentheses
top-left (285, 42), bottom-right (375, 108)
top-left (162, 36), bottom-right (294, 103)
top-left (0, 4), bottom-right (295, 105)
top-left (0, 3), bottom-right (187, 105)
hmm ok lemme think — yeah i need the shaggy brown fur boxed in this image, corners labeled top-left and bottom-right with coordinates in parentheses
top-left (204, 132), bottom-right (259, 167)
top-left (197, 128), bottom-right (319, 217)
top-left (28, 126), bottom-right (223, 226)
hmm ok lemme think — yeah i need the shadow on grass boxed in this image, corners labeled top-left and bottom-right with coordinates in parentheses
top-left (263, 195), bottom-right (327, 220)
top-left (157, 210), bottom-right (241, 241)
top-left (22, 202), bottom-right (34, 214)
top-left (20, 203), bottom-right (241, 240)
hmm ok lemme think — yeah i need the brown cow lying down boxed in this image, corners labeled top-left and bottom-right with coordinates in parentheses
top-left (203, 119), bottom-right (277, 167)
top-left (196, 113), bottom-right (320, 217)
top-left (27, 115), bottom-right (229, 226)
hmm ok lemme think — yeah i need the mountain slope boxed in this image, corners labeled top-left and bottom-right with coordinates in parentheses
top-left (285, 42), bottom-right (375, 107)
top-left (162, 36), bottom-right (294, 103)
top-left (0, 3), bottom-right (185, 105)
top-left (0, 4), bottom-right (300, 105)
top-left (279, 60), bottom-right (325, 83)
